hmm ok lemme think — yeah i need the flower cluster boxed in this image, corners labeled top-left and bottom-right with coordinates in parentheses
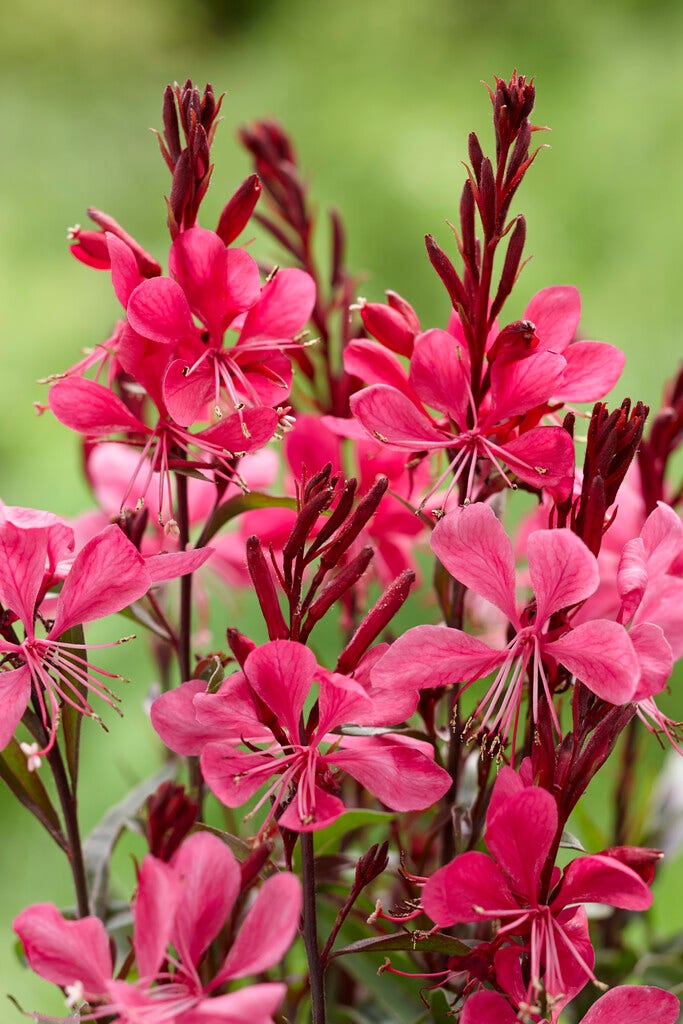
top-left (4, 74), bottom-right (682, 1024)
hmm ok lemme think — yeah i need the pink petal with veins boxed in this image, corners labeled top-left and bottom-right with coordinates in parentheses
top-left (49, 376), bottom-right (148, 435)
top-left (239, 268), bottom-right (315, 342)
top-left (0, 665), bottom-right (32, 749)
top-left (581, 985), bottom-right (680, 1024)
top-left (245, 641), bottom-right (316, 739)
top-left (134, 856), bottom-right (182, 980)
top-left (151, 679), bottom-right (228, 755)
top-left (422, 852), bottom-right (518, 925)
top-left (328, 736), bottom-right (451, 811)
top-left (350, 384), bottom-right (448, 448)
top-left (486, 786), bottom-right (557, 900)
top-left (171, 833), bottom-right (240, 967)
top-left (554, 854), bottom-right (652, 912)
top-left (524, 285), bottom-right (581, 353)
top-left (214, 872), bottom-right (301, 983)
top-left (432, 503), bottom-right (518, 623)
top-left (13, 903), bottom-right (112, 998)
top-left (127, 276), bottom-right (197, 344)
top-left (371, 623), bottom-right (505, 690)
top-left (554, 340), bottom-right (625, 402)
top-left (107, 232), bottom-right (143, 307)
top-left (408, 329), bottom-right (470, 426)
top-left (543, 620), bottom-right (639, 703)
top-left (527, 529), bottom-right (599, 623)
top-left (49, 525), bottom-right (150, 636)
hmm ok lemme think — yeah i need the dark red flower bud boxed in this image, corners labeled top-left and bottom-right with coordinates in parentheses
top-left (425, 234), bottom-right (468, 311)
top-left (336, 569), bottom-right (415, 673)
top-left (215, 174), bottom-right (262, 245)
top-left (246, 536), bottom-right (289, 641)
top-left (146, 782), bottom-right (198, 862)
top-left (226, 628), bottom-right (257, 668)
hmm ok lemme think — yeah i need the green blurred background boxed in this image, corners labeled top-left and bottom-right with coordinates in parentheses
top-left (1, 0), bottom-right (683, 1016)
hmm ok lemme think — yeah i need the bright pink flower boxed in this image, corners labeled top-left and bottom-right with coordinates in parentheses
top-left (126, 227), bottom-right (315, 425)
top-left (349, 328), bottom-right (575, 507)
top-left (423, 768), bottom-right (653, 1014)
top-left (48, 370), bottom-right (278, 529)
top-left (151, 640), bottom-right (450, 833)
top-left (13, 831), bottom-right (301, 1023)
top-left (372, 503), bottom-right (640, 748)
top-left (0, 521), bottom-right (210, 758)
top-left (460, 984), bottom-right (679, 1024)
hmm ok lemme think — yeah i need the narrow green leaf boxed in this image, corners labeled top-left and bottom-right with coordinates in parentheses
top-left (83, 761), bottom-right (177, 918)
top-left (313, 809), bottom-right (395, 856)
top-left (192, 822), bottom-right (253, 859)
top-left (202, 492), bottom-right (297, 544)
top-left (0, 739), bottom-right (66, 850)
top-left (332, 930), bottom-right (469, 958)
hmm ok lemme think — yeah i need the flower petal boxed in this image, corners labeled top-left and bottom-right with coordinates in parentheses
top-left (486, 785), bottom-right (558, 900)
top-left (239, 268), bottom-right (315, 342)
top-left (581, 985), bottom-right (680, 1024)
top-left (328, 736), bottom-right (451, 811)
top-left (527, 528), bottom-right (599, 623)
top-left (49, 376), bottom-right (148, 436)
top-left (171, 832), bottom-right (241, 967)
top-left (127, 276), bottom-right (197, 344)
top-left (350, 384), bottom-right (450, 450)
top-left (553, 340), bottom-right (625, 402)
top-left (50, 525), bottom-right (150, 636)
top-left (0, 523), bottom-right (49, 630)
top-left (244, 641), bottom-right (316, 739)
top-left (371, 624), bottom-right (505, 691)
top-left (134, 855), bottom-right (182, 979)
top-left (214, 872), bottom-right (301, 984)
top-left (554, 854), bottom-right (653, 912)
top-left (422, 853), bottom-right (518, 925)
top-left (543, 620), bottom-right (640, 703)
top-left (13, 903), bottom-right (112, 998)
top-left (460, 991), bottom-right (517, 1024)
top-left (432, 503), bottom-right (518, 622)
top-left (0, 665), bottom-right (32, 750)
top-left (409, 329), bottom-right (469, 427)
top-left (524, 285), bottom-right (581, 353)
top-left (151, 679), bottom-right (227, 755)
top-left (145, 546), bottom-right (213, 583)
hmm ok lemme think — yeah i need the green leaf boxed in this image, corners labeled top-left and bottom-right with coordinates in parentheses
top-left (83, 761), bottom-right (177, 918)
top-left (192, 822), bottom-right (253, 860)
top-left (58, 624), bottom-right (86, 790)
top-left (313, 808), bottom-right (395, 856)
top-left (119, 601), bottom-right (172, 642)
top-left (202, 492), bottom-right (297, 544)
top-left (0, 739), bottom-right (66, 850)
top-left (332, 930), bottom-right (469, 959)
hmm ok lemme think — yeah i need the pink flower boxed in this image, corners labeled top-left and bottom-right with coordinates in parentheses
top-left (127, 227), bottom-right (315, 424)
top-left (373, 503), bottom-right (639, 748)
top-left (349, 327), bottom-right (575, 508)
top-left (460, 985), bottom-right (679, 1024)
top-left (0, 520), bottom-right (210, 758)
top-left (13, 831), bottom-right (301, 1023)
top-left (422, 768), bottom-right (653, 1014)
top-left (151, 639), bottom-right (451, 833)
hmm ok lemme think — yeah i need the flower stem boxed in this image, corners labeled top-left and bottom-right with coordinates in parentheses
top-left (300, 832), bottom-right (327, 1023)
top-left (48, 742), bottom-right (90, 918)
top-left (176, 470), bottom-right (192, 685)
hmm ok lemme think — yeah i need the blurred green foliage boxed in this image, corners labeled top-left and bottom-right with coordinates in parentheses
top-left (1, 0), bottom-right (683, 1016)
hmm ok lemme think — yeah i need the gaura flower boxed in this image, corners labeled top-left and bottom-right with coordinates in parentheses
top-left (14, 831), bottom-right (301, 1023)
top-left (151, 639), bottom-right (451, 833)
top-left (372, 503), bottom-right (640, 749)
top-left (422, 768), bottom-right (654, 1014)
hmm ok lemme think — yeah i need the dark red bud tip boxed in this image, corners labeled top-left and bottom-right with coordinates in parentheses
top-left (425, 234), bottom-right (468, 311)
top-left (226, 628), bottom-right (257, 668)
top-left (336, 569), bottom-right (416, 673)
top-left (216, 174), bottom-right (262, 245)
top-left (240, 841), bottom-right (275, 888)
top-left (246, 536), bottom-right (289, 640)
top-left (146, 782), bottom-right (198, 862)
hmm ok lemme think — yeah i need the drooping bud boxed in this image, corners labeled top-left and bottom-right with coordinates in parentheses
top-left (487, 317), bottom-right (538, 365)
